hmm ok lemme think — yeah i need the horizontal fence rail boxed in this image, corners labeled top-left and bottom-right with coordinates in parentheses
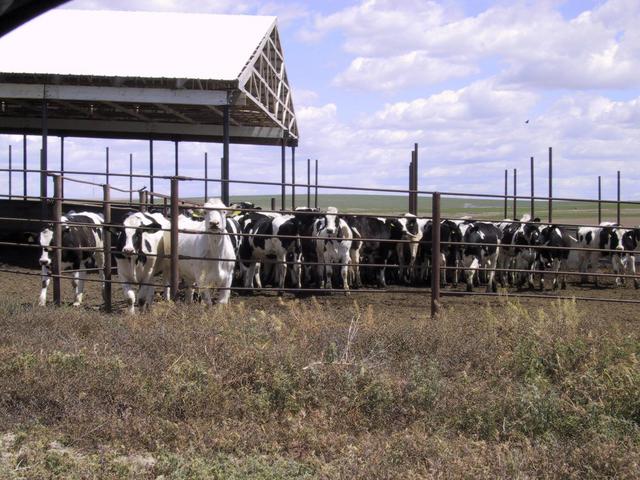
top-left (1, 165), bottom-right (640, 316)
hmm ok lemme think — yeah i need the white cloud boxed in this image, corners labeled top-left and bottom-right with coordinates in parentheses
top-left (302, 0), bottom-right (640, 92)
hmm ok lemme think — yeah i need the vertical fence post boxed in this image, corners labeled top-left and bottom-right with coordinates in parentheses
top-left (291, 146), bottom-right (296, 210)
top-left (414, 142), bottom-right (419, 215)
top-left (598, 176), bottom-right (602, 224)
top-left (307, 158), bottom-right (311, 207)
top-left (52, 175), bottom-right (62, 306)
top-left (23, 134), bottom-right (27, 199)
top-left (530, 156), bottom-right (534, 218)
top-left (431, 192), bottom-right (441, 317)
top-left (105, 146), bottom-right (110, 186)
top-left (408, 158), bottom-right (414, 214)
top-left (513, 168), bottom-right (517, 220)
top-left (271, 197), bottom-right (276, 211)
top-left (170, 177), bottom-right (180, 301)
top-left (314, 159), bottom-right (318, 209)
top-left (129, 153), bottom-right (133, 205)
top-left (8, 145), bottom-right (11, 200)
top-left (139, 190), bottom-right (147, 212)
top-left (103, 183), bottom-right (112, 313)
top-left (503, 169), bottom-right (508, 218)
top-left (204, 152), bottom-right (208, 201)
top-left (548, 147), bottom-right (553, 223)
top-left (617, 171), bottom-right (621, 225)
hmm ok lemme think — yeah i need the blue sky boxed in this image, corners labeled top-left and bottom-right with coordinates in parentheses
top-left (1, 0), bottom-right (639, 203)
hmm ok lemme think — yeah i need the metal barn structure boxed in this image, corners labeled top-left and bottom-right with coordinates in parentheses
top-left (0, 8), bottom-right (298, 234)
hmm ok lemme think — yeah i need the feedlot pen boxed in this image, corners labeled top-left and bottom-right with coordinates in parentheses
top-left (1, 145), bottom-right (640, 314)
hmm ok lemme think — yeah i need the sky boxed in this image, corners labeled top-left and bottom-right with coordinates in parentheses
top-left (1, 0), bottom-right (639, 202)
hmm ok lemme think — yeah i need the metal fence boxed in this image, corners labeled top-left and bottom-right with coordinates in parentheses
top-left (1, 145), bottom-right (640, 315)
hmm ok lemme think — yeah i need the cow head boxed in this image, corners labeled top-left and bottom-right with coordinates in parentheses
top-left (119, 212), bottom-right (164, 257)
top-left (599, 224), bottom-right (621, 253)
top-left (204, 198), bottom-right (228, 234)
top-left (323, 206), bottom-right (340, 237)
top-left (38, 219), bottom-right (71, 267)
top-left (293, 207), bottom-right (321, 235)
top-left (619, 228), bottom-right (640, 252)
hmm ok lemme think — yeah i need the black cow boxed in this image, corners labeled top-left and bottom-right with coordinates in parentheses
top-left (535, 225), bottom-right (573, 290)
top-left (461, 222), bottom-right (502, 292)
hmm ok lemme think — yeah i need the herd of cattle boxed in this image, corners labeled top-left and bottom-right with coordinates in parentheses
top-left (35, 199), bottom-right (640, 313)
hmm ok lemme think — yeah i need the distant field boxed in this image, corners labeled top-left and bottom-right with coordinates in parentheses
top-left (222, 194), bottom-right (640, 226)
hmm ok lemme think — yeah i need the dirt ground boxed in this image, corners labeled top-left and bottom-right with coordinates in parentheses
top-left (2, 258), bottom-right (639, 320)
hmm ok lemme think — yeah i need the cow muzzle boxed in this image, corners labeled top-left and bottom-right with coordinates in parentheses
top-left (39, 258), bottom-right (51, 267)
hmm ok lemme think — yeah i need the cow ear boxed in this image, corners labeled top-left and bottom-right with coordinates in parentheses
top-left (144, 221), bottom-right (164, 233)
top-left (533, 217), bottom-right (541, 223)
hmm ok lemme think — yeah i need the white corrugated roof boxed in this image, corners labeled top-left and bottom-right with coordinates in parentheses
top-left (0, 9), bottom-right (276, 80)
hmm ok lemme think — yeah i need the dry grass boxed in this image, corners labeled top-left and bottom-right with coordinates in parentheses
top-left (0, 297), bottom-right (639, 478)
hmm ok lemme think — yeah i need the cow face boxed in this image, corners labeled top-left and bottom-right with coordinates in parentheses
top-left (323, 207), bottom-right (340, 237)
top-left (204, 198), bottom-right (228, 234)
top-left (620, 228), bottom-right (640, 252)
top-left (119, 212), bottom-right (163, 257)
top-left (38, 224), bottom-right (54, 267)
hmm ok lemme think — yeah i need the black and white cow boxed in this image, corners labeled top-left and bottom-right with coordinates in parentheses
top-left (534, 225), bottom-right (574, 290)
top-left (495, 219), bottom-right (519, 287)
top-left (313, 207), bottom-right (354, 292)
top-left (345, 216), bottom-right (404, 287)
top-left (239, 210), bottom-right (317, 291)
top-left (113, 211), bottom-right (170, 314)
top-left (618, 227), bottom-right (640, 288)
top-left (461, 222), bottom-right (502, 292)
top-left (38, 211), bottom-right (104, 306)
top-left (509, 215), bottom-right (541, 289)
top-left (420, 219), bottom-right (463, 286)
top-left (395, 214), bottom-right (425, 284)
top-left (576, 222), bottom-right (630, 287)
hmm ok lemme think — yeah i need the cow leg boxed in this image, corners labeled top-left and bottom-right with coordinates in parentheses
top-left (341, 251), bottom-right (350, 295)
top-left (551, 258), bottom-right (561, 290)
top-left (612, 254), bottom-right (624, 287)
top-left (485, 254), bottom-right (497, 293)
top-left (440, 252), bottom-right (447, 287)
top-left (200, 288), bottom-right (213, 306)
top-left (560, 259), bottom-right (568, 289)
top-left (463, 255), bottom-right (478, 292)
top-left (121, 279), bottom-right (136, 314)
top-left (72, 270), bottom-right (86, 306)
top-left (277, 254), bottom-right (287, 294)
top-left (38, 266), bottom-right (50, 306)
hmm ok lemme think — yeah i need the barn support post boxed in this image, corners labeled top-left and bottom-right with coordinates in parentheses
top-left (60, 136), bottom-right (64, 198)
top-left (103, 183), bottom-right (112, 313)
top-left (314, 159), bottom-right (318, 209)
top-left (222, 105), bottom-right (230, 206)
top-left (307, 158), bottom-right (311, 207)
top-left (129, 153), bottom-right (133, 205)
top-left (40, 95), bottom-right (48, 205)
top-left (174, 140), bottom-right (179, 176)
top-left (8, 145), bottom-right (11, 200)
top-left (617, 170), bottom-right (621, 225)
top-left (22, 134), bottom-right (27, 199)
top-left (281, 131), bottom-right (287, 211)
top-left (431, 191), bottom-right (441, 318)
top-left (503, 169), bottom-right (508, 219)
top-left (52, 175), bottom-right (62, 306)
top-left (149, 140), bottom-right (154, 203)
top-left (170, 177), bottom-right (180, 301)
top-left (105, 147), bottom-right (110, 186)
top-left (548, 147), bottom-right (553, 223)
top-left (204, 152), bottom-right (208, 200)
top-left (530, 156), bottom-right (534, 219)
top-left (598, 176), bottom-right (602, 224)
top-left (513, 168), bottom-right (517, 220)
top-left (291, 146), bottom-right (296, 210)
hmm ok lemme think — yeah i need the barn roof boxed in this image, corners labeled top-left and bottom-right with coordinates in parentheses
top-left (0, 9), bottom-right (298, 146)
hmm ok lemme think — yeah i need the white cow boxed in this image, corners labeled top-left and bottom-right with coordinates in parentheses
top-left (38, 211), bottom-right (104, 306)
top-left (177, 198), bottom-right (236, 304)
top-left (314, 207), bottom-right (353, 292)
top-left (114, 211), bottom-right (171, 314)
